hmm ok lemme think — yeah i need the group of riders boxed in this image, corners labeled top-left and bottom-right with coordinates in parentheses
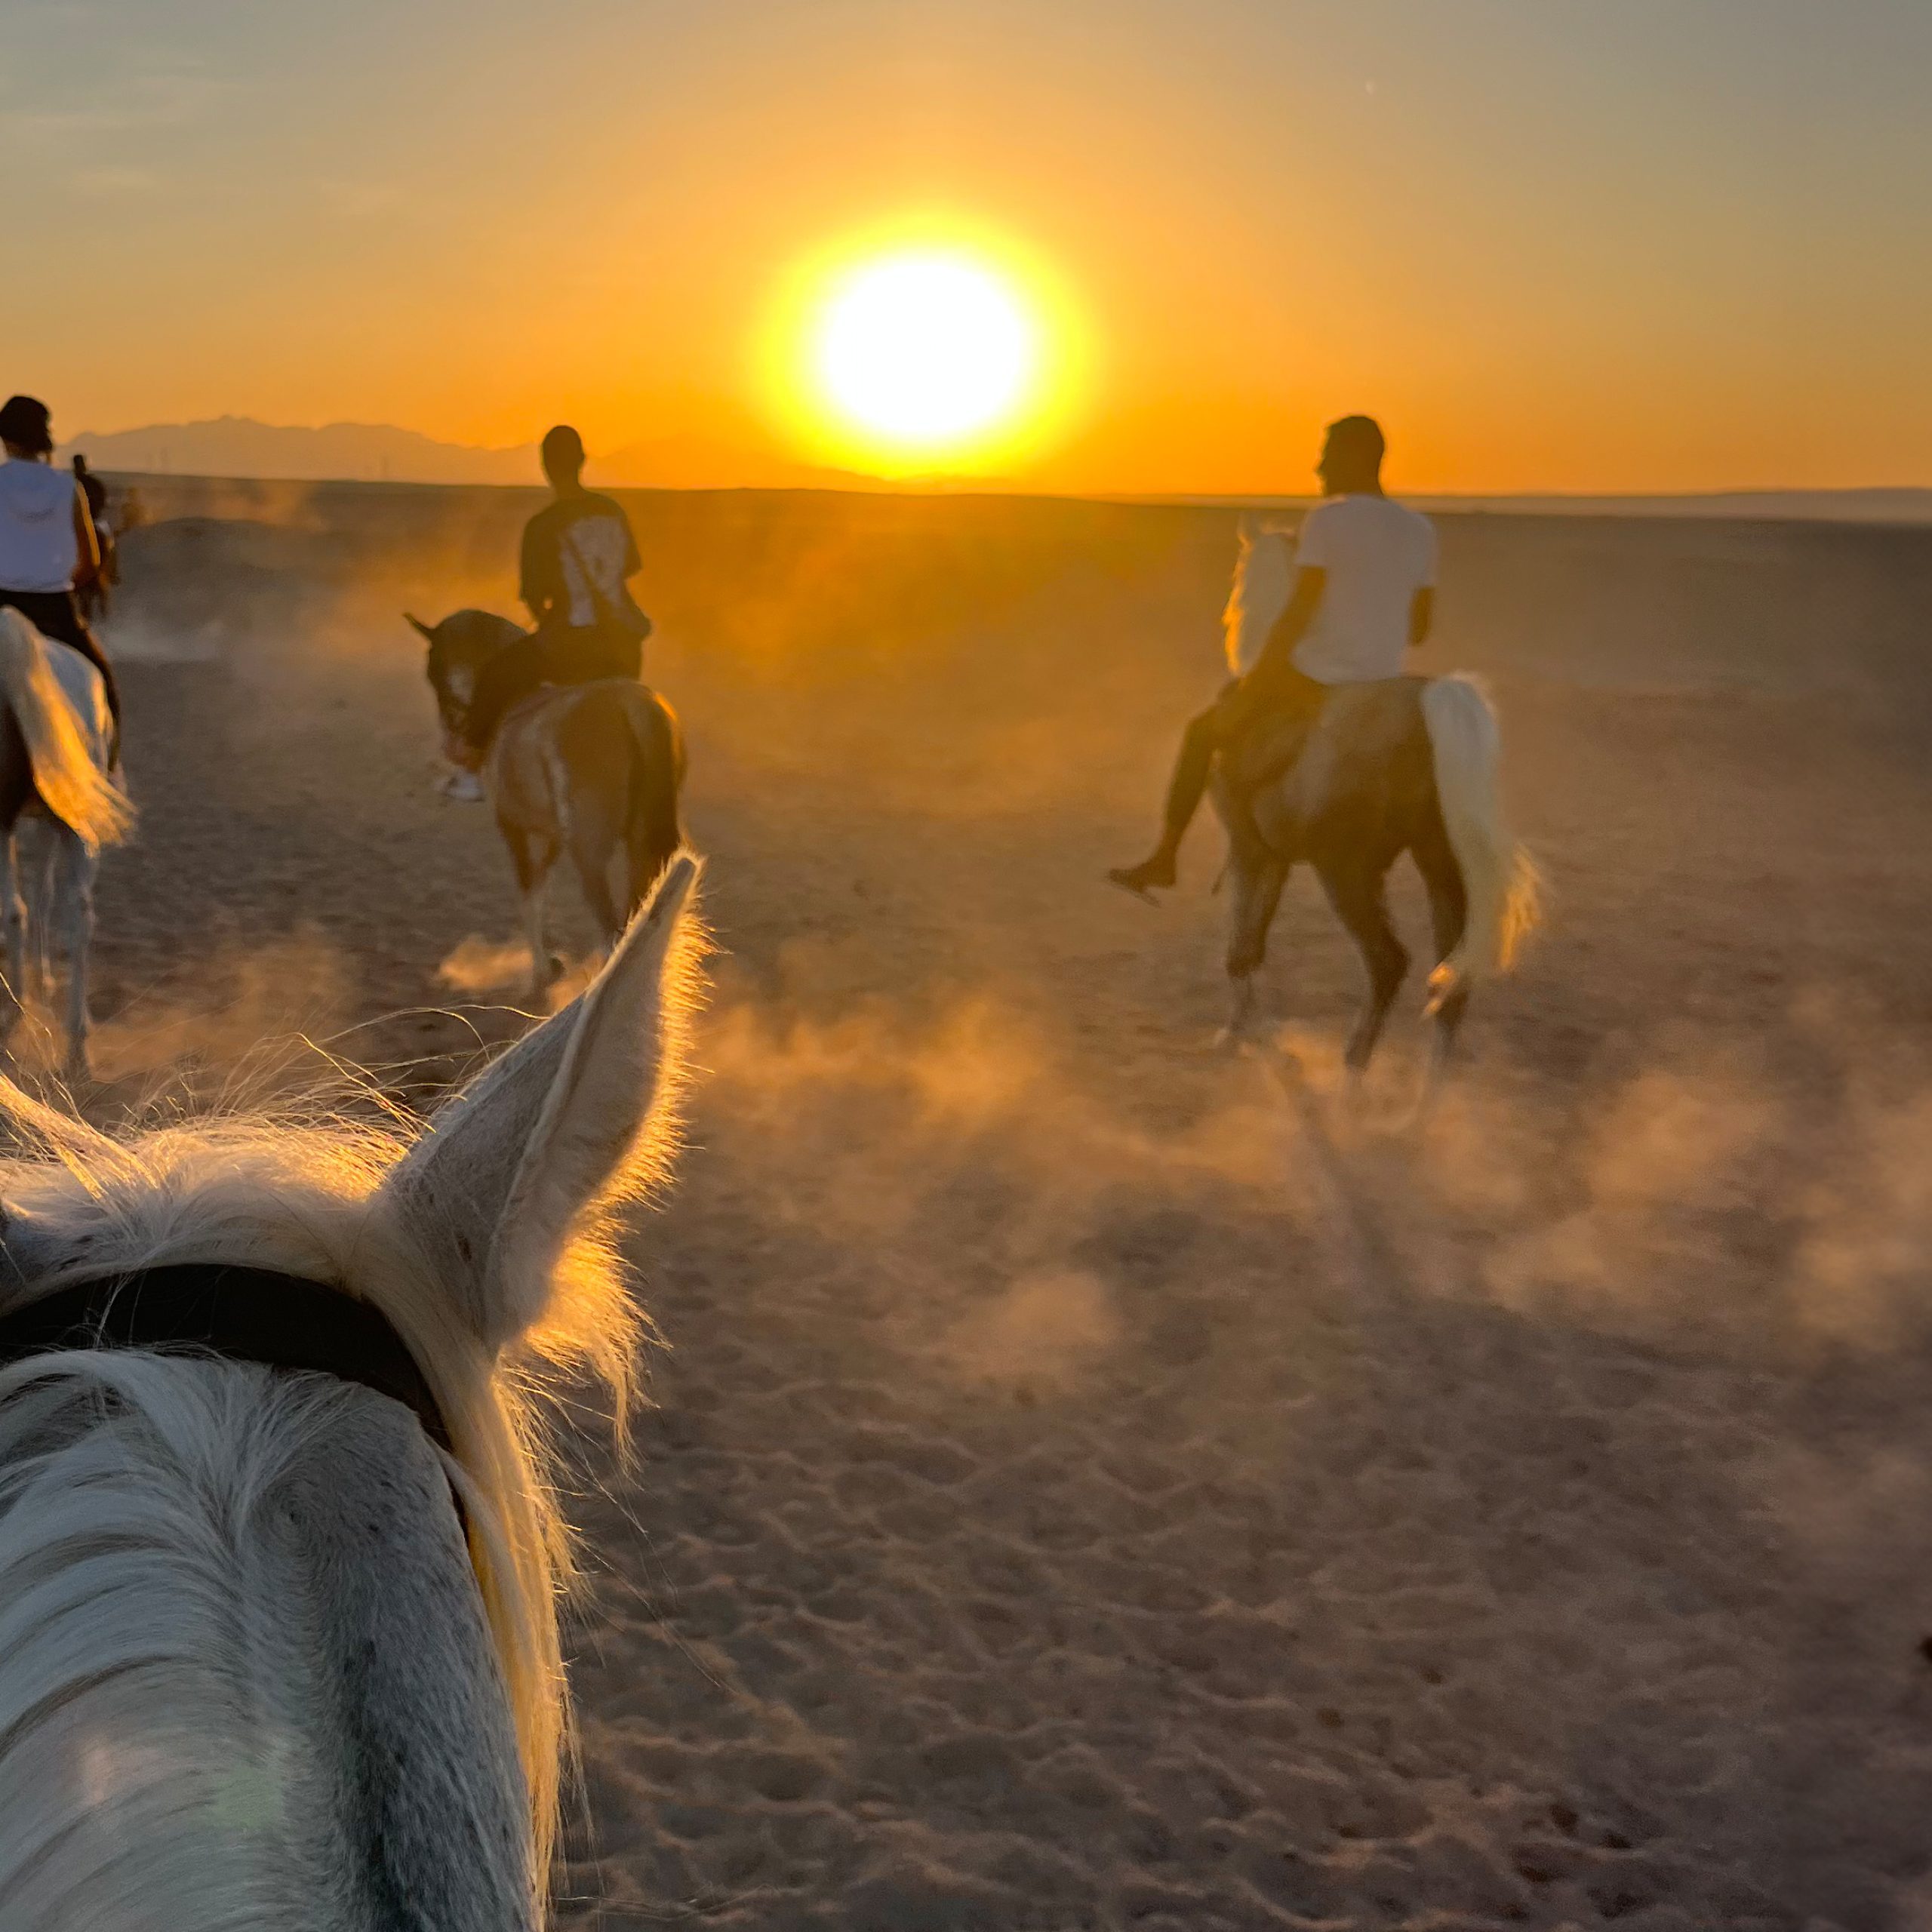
top-left (0, 393), bottom-right (1437, 897)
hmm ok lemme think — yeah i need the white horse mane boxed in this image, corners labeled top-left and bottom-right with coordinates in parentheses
top-left (0, 857), bottom-right (702, 1925)
top-left (1222, 515), bottom-right (1297, 678)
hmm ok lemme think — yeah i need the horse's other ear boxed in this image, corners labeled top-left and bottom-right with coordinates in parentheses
top-left (405, 612), bottom-right (437, 642)
top-left (1235, 510), bottom-right (1260, 544)
top-left (380, 854), bottom-right (701, 1350)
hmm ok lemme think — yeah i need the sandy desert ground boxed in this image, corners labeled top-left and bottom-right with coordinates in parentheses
top-left (65, 479), bottom-right (1932, 1927)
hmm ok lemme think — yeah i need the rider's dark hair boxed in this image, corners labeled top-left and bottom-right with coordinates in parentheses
top-left (540, 423), bottom-right (586, 472)
top-left (1324, 414), bottom-right (1386, 469)
top-left (0, 395), bottom-right (54, 457)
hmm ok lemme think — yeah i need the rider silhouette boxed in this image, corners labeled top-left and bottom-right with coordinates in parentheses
top-left (1109, 415), bottom-right (1435, 897)
top-left (0, 397), bottom-right (122, 758)
top-left (451, 424), bottom-right (650, 768)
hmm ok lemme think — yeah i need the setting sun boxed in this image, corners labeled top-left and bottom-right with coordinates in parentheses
top-left (814, 253), bottom-right (1035, 452)
top-left (762, 222), bottom-right (1085, 478)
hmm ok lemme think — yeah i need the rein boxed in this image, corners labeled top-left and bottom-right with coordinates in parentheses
top-left (0, 1261), bottom-right (454, 1457)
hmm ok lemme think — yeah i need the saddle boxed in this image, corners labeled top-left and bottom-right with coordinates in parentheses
top-left (1223, 675), bottom-right (1426, 828)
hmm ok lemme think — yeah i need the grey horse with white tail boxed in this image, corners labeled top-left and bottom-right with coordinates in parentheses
top-left (1213, 523), bottom-right (1540, 1092)
top-left (0, 853), bottom-right (700, 1928)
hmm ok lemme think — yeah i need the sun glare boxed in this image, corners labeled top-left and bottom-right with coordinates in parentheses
top-left (811, 251), bottom-right (1038, 460)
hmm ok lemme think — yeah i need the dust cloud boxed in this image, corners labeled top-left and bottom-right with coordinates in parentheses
top-left (67, 476), bottom-right (1932, 1925)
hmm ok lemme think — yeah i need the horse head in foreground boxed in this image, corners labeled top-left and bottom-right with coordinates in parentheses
top-left (0, 854), bottom-right (701, 1929)
top-left (408, 611), bottom-right (686, 1001)
top-left (0, 607), bottom-right (134, 1079)
top-left (1212, 527), bottom-right (1540, 1096)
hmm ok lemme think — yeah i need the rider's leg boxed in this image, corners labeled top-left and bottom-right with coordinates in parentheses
top-left (1109, 692), bottom-right (1239, 894)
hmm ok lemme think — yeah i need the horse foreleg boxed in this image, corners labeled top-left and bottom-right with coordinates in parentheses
top-left (1315, 854), bottom-right (1408, 1082)
top-left (1220, 849), bottom-right (1289, 1046)
top-left (52, 829), bottom-right (94, 1083)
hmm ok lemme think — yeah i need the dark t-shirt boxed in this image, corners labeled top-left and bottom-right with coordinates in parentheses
top-left (518, 491), bottom-right (643, 633)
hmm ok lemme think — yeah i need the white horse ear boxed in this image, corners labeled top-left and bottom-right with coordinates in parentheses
top-left (382, 855), bottom-right (700, 1351)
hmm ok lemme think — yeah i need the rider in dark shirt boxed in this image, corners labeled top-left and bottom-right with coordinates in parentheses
top-left (454, 425), bottom-right (650, 764)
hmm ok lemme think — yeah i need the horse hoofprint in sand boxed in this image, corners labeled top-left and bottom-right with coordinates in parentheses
top-left (0, 854), bottom-right (701, 1930)
top-left (0, 607), bottom-right (134, 1077)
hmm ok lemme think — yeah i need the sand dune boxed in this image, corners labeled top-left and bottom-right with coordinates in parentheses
top-left (70, 485), bottom-right (1932, 1928)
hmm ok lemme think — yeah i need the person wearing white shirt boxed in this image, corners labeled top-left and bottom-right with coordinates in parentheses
top-left (1109, 415), bottom-right (1435, 897)
top-left (0, 395), bottom-right (122, 756)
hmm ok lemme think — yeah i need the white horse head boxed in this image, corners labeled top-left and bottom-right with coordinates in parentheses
top-left (0, 854), bottom-right (702, 1927)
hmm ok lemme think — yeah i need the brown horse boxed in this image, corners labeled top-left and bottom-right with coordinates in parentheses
top-left (407, 611), bottom-right (686, 999)
top-left (1211, 528), bottom-right (1539, 1094)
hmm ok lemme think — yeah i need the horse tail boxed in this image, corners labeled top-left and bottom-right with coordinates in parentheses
top-left (617, 685), bottom-right (685, 912)
top-left (0, 609), bottom-right (133, 853)
top-left (1420, 675), bottom-right (1539, 998)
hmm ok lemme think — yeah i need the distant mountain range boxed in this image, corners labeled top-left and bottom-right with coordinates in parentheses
top-left (56, 418), bottom-right (1932, 522)
top-left (60, 416), bottom-right (881, 492)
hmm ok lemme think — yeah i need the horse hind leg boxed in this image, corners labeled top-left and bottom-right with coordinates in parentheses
top-left (1315, 853), bottom-right (1408, 1082)
top-left (1414, 814), bottom-right (1471, 1115)
top-left (565, 787), bottom-right (626, 953)
top-left (501, 825), bottom-right (560, 1000)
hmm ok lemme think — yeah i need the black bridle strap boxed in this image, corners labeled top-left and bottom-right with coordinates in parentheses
top-left (0, 1263), bottom-right (454, 1456)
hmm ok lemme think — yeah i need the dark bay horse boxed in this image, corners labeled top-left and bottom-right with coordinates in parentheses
top-left (407, 611), bottom-right (686, 999)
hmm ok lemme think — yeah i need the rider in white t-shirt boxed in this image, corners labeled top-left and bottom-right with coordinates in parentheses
top-left (1109, 415), bottom-right (1435, 897)
top-left (0, 395), bottom-right (122, 757)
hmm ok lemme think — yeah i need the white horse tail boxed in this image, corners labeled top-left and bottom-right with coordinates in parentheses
top-left (1420, 675), bottom-right (1540, 995)
top-left (0, 609), bottom-right (133, 852)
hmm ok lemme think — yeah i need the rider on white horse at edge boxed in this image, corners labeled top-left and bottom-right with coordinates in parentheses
top-left (0, 395), bottom-right (123, 764)
top-left (1109, 414), bottom-right (1435, 898)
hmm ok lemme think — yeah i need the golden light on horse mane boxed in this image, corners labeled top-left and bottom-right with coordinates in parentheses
top-left (760, 218), bottom-right (1088, 478)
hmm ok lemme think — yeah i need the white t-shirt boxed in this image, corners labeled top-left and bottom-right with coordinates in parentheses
top-left (0, 458), bottom-right (82, 594)
top-left (1290, 493), bottom-right (1437, 685)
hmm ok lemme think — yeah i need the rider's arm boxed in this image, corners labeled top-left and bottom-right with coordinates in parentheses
top-left (1409, 586), bottom-right (1434, 647)
top-left (1243, 566), bottom-right (1326, 697)
top-left (69, 485), bottom-right (101, 589)
top-left (518, 517), bottom-right (552, 623)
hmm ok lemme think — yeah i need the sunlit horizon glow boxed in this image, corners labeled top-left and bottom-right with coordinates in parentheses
top-left (8, 3), bottom-right (1930, 494)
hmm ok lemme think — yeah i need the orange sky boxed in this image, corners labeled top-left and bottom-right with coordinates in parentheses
top-left (8, 0), bottom-right (1930, 494)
